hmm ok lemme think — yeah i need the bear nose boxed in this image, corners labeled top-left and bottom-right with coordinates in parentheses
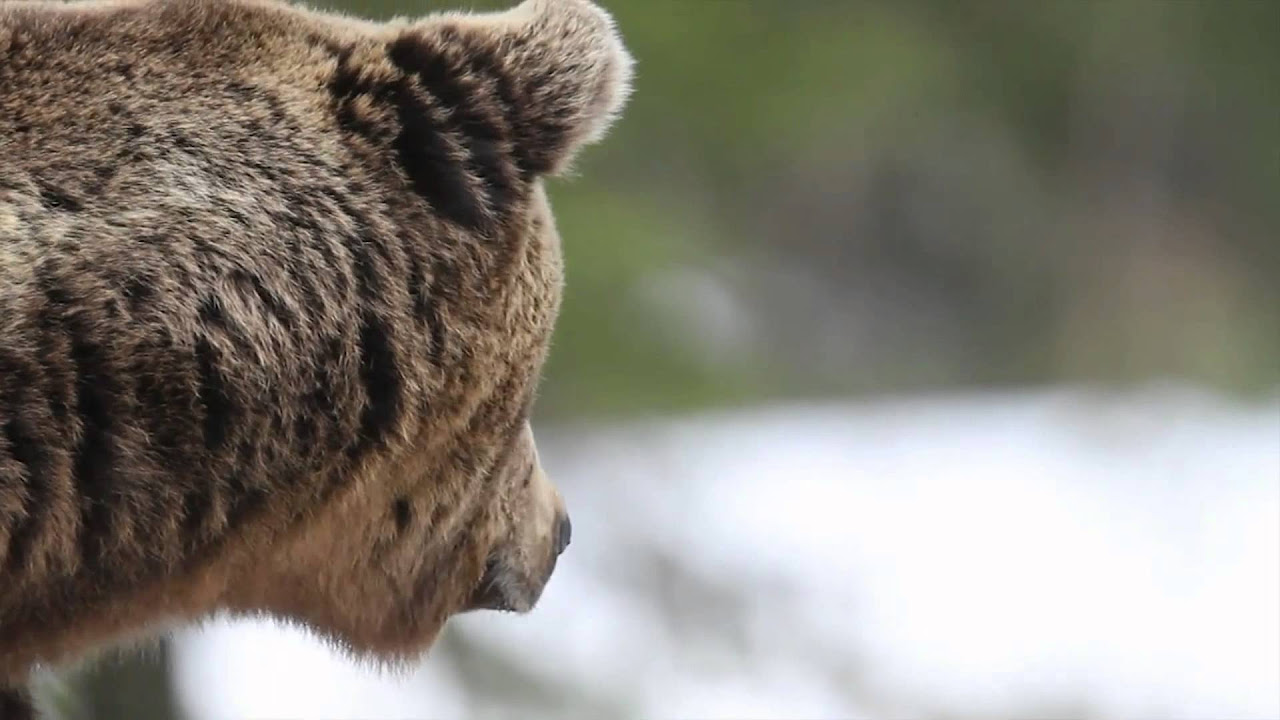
top-left (555, 513), bottom-right (572, 556)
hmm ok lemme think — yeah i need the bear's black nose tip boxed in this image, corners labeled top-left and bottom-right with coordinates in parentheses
top-left (555, 514), bottom-right (572, 556)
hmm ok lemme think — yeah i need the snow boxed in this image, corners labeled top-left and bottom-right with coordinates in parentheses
top-left (173, 385), bottom-right (1280, 719)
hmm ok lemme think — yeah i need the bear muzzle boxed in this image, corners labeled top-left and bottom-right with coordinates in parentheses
top-left (465, 507), bottom-right (571, 613)
top-left (462, 426), bottom-right (569, 614)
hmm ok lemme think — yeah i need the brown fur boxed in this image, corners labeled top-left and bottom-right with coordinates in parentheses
top-left (0, 0), bottom-right (632, 712)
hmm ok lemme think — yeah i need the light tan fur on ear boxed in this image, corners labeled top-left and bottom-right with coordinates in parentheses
top-left (400, 0), bottom-right (635, 177)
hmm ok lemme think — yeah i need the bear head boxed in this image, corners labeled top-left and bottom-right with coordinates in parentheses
top-left (0, 0), bottom-right (632, 685)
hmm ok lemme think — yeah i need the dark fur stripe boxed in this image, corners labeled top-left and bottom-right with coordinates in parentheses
top-left (68, 332), bottom-right (116, 576)
top-left (427, 259), bottom-right (453, 365)
top-left (459, 44), bottom-right (531, 176)
top-left (330, 37), bottom-right (514, 230)
top-left (386, 35), bottom-right (468, 112)
top-left (403, 249), bottom-right (448, 378)
top-left (2, 416), bottom-right (43, 571)
top-left (197, 295), bottom-right (225, 326)
top-left (408, 251), bottom-right (450, 364)
top-left (132, 332), bottom-right (187, 469)
top-left (326, 45), bottom-right (359, 97)
top-left (236, 270), bottom-right (298, 331)
top-left (392, 496), bottom-right (412, 534)
top-left (37, 181), bottom-right (84, 212)
top-left (37, 327), bottom-right (72, 428)
top-left (0, 351), bottom-right (44, 572)
top-left (348, 235), bottom-right (381, 299)
top-left (311, 185), bottom-right (384, 302)
top-left (223, 469), bottom-right (267, 530)
top-left (1, 418), bottom-right (37, 478)
top-left (179, 477), bottom-right (216, 546)
top-left (31, 269), bottom-right (118, 577)
top-left (304, 337), bottom-right (348, 454)
top-left (198, 294), bottom-right (253, 354)
top-left (195, 337), bottom-right (231, 453)
top-left (352, 313), bottom-right (402, 457)
top-left (387, 35), bottom-right (517, 226)
top-left (407, 254), bottom-right (429, 324)
top-left (391, 77), bottom-right (489, 230)
top-left (122, 273), bottom-right (154, 311)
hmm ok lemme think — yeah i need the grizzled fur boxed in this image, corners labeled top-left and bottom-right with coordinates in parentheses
top-left (0, 0), bottom-right (632, 713)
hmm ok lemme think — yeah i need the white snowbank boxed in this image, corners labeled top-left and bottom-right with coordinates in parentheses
top-left (173, 385), bottom-right (1280, 720)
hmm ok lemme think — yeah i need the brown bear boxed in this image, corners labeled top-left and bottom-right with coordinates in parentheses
top-left (0, 0), bottom-right (633, 715)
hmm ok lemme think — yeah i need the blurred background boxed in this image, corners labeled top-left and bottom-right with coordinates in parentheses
top-left (38, 0), bottom-right (1279, 718)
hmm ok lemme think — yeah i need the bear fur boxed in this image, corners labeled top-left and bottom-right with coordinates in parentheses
top-left (0, 0), bottom-right (632, 714)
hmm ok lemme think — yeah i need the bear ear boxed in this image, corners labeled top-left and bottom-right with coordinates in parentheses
top-left (389, 0), bottom-right (634, 178)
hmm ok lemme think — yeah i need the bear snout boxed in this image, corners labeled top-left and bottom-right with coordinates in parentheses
top-left (554, 511), bottom-right (572, 557)
top-left (462, 507), bottom-right (570, 614)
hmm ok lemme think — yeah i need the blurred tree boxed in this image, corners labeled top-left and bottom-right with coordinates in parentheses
top-left (66, 642), bottom-right (186, 720)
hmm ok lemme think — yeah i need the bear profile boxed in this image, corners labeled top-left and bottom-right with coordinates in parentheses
top-left (0, 0), bottom-right (633, 715)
